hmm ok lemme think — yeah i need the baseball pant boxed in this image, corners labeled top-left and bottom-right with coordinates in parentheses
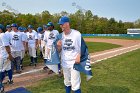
top-left (11, 51), bottom-right (21, 71)
top-left (62, 66), bottom-right (81, 91)
top-left (0, 58), bottom-right (11, 72)
top-left (28, 46), bottom-right (37, 58)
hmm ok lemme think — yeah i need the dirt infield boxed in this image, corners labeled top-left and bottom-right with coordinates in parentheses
top-left (4, 38), bottom-right (140, 91)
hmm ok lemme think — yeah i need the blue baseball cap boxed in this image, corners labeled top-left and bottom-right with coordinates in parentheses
top-left (58, 16), bottom-right (70, 25)
top-left (37, 27), bottom-right (43, 33)
top-left (18, 26), bottom-right (24, 32)
top-left (11, 23), bottom-right (18, 27)
top-left (47, 22), bottom-right (54, 26)
top-left (28, 25), bottom-right (33, 29)
top-left (6, 25), bottom-right (11, 28)
top-left (23, 27), bottom-right (27, 31)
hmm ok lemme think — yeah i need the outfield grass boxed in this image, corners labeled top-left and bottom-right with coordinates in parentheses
top-left (83, 36), bottom-right (140, 40)
top-left (27, 48), bottom-right (140, 93)
top-left (86, 42), bottom-right (121, 53)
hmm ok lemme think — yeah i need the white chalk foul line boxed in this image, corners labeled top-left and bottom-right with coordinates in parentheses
top-left (91, 44), bottom-right (140, 64)
top-left (91, 44), bottom-right (140, 58)
top-left (13, 68), bottom-right (43, 78)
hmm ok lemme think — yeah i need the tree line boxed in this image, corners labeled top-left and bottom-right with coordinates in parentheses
top-left (0, 10), bottom-right (140, 34)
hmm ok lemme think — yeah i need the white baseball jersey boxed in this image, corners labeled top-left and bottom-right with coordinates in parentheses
top-left (47, 30), bottom-right (59, 48)
top-left (0, 33), bottom-right (12, 72)
top-left (43, 30), bottom-right (50, 46)
top-left (20, 32), bottom-right (28, 50)
top-left (9, 31), bottom-right (26, 52)
top-left (5, 31), bottom-right (11, 44)
top-left (38, 33), bottom-right (45, 47)
top-left (0, 33), bottom-right (9, 59)
top-left (61, 29), bottom-right (81, 68)
top-left (26, 30), bottom-right (38, 47)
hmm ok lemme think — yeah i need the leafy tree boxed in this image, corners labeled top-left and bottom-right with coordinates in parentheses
top-left (0, 10), bottom-right (138, 34)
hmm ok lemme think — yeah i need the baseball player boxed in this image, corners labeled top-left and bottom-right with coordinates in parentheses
top-left (26, 25), bottom-right (38, 67)
top-left (43, 25), bottom-right (50, 70)
top-left (10, 23), bottom-right (26, 74)
top-left (57, 16), bottom-right (82, 93)
top-left (5, 25), bottom-right (12, 36)
top-left (18, 26), bottom-right (28, 70)
top-left (0, 24), bottom-right (13, 93)
top-left (5, 25), bottom-right (12, 44)
top-left (45, 22), bottom-right (61, 74)
top-left (1, 25), bottom-right (14, 85)
top-left (37, 27), bottom-right (45, 58)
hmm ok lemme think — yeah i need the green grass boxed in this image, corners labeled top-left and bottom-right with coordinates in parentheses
top-left (86, 42), bottom-right (121, 53)
top-left (27, 48), bottom-right (140, 93)
top-left (23, 51), bottom-right (44, 67)
top-left (83, 36), bottom-right (140, 40)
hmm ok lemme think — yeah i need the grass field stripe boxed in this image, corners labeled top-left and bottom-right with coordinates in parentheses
top-left (90, 44), bottom-right (140, 58)
top-left (91, 45), bottom-right (140, 64)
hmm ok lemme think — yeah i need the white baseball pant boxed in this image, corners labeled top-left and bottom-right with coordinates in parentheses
top-left (62, 66), bottom-right (81, 91)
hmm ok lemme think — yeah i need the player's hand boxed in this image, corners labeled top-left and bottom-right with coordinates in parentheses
top-left (57, 40), bottom-right (62, 52)
top-left (75, 53), bottom-right (80, 64)
top-left (57, 40), bottom-right (62, 47)
top-left (8, 54), bottom-right (14, 61)
top-left (35, 45), bottom-right (38, 50)
top-left (75, 61), bottom-right (80, 64)
top-left (25, 48), bottom-right (29, 54)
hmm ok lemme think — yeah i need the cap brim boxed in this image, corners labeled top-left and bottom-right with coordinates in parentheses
top-left (58, 22), bottom-right (65, 25)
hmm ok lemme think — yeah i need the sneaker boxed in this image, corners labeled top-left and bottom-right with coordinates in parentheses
top-left (43, 66), bottom-right (48, 70)
top-left (16, 70), bottom-right (21, 74)
top-left (48, 70), bottom-right (54, 74)
top-left (20, 65), bottom-right (24, 70)
top-left (0, 86), bottom-right (4, 93)
top-left (7, 80), bottom-right (14, 84)
top-left (58, 71), bottom-right (63, 77)
top-left (34, 63), bottom-right (37, 67)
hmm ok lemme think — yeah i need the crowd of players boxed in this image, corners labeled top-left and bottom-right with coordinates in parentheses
top-left (1, 16), bottom-right (82, 93)
top-left (0, 22), bottom-right (61, 92)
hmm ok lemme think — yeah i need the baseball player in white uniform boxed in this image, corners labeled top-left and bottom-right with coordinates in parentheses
top-left (57, 16), bottom-right (82, 93)
top-left (5, 25), bottom-right (12, 41)
top-left (18, 26), bottom-right (28, 70)
top-left (5, 25), bottom-right (12, 46)
top-left (1, 25), bottom-right (14, 85)
top-left (37, 27), bottom-right (45, 58)
top-left (45, 22), bottom-right (61, 74)
top-left (26, 25), bottom-right (38, 67)
top-left (43, 25), bottom-right (50, 70)
top-left (10, 23), bottom-right (26, 74)
top-left (0, 24), bottom-right (13, 93)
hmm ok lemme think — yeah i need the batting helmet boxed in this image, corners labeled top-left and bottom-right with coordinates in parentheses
top-left (37, 27), bottom-right (43, 33)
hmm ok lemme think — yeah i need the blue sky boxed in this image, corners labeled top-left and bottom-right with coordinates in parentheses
top-left (0, 0), bottom-right (140, 22)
